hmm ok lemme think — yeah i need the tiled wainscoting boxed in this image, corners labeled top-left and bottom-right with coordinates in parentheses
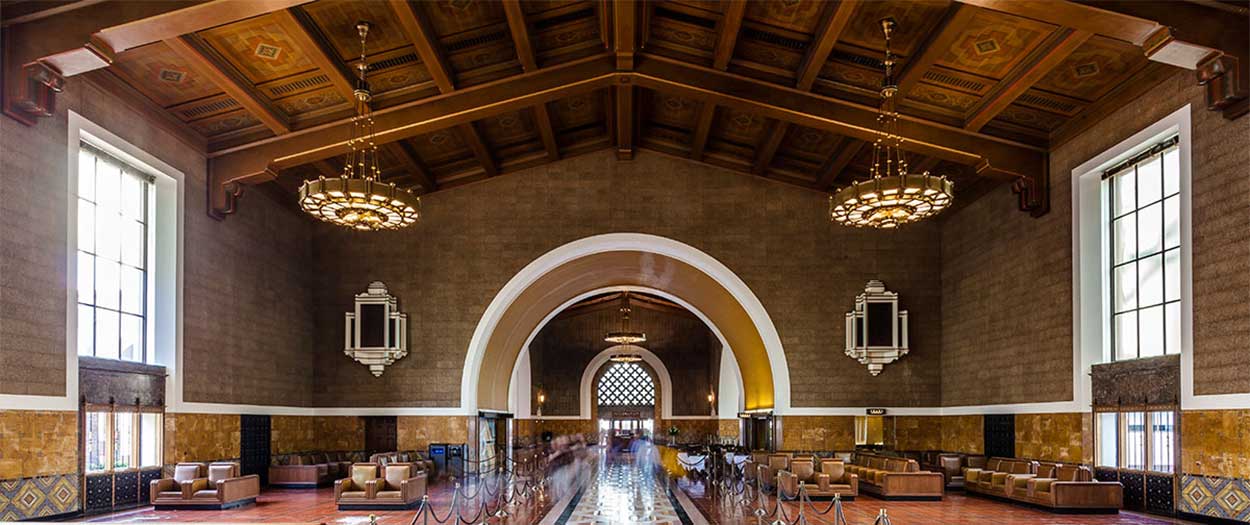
top-left (1179, 474), bottom-right (1250, 522)
top-left (0, 473), bottom-right (79, 520)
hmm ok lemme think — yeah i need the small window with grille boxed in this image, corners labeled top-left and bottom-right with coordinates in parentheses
top-left (597, 362), bottom-right (655, 406)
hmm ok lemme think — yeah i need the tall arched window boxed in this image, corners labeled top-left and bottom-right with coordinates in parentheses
top-left (597, 362), bottom-right (655, 406)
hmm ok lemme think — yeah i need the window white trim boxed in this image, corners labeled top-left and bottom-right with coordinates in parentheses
top-left (0, 111), bottom-right (185, 412)
top-left (1074, 104), bottom-right (1243, 410)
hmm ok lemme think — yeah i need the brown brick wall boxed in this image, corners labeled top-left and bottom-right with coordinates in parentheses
top-left (0, 76), bottom-right (318, 405)
top-left (312, 150), bottom-right (944, 408)
top-left (942, 70), bottom-right (1250, 405)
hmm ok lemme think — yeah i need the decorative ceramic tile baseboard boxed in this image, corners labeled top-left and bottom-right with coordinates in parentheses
top-left (0, 473), bottom-right (79, 521)
top-left (1180, 473), bottom-right (1250, 522)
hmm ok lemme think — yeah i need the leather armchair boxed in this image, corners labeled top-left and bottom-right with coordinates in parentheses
top-left (335, 463), bottom-right (380, 507)
top-left (743, 451), bottom-right (770, 482)
top-left (779, 459), bottom-right (857, 499)
top-left (760, 453), bottom-right (791, 489)
top-left (337, 463), bottom-right (427, 510)
top-left (150, 463), bottom-right (206, 508)
top-left (189, 462), bottom-right (259, 509)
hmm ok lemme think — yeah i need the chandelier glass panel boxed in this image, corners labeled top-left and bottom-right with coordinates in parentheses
top-left (829, 18), bottom-right (954, 229)
top-left (299, 22), bottom-right (420, 231)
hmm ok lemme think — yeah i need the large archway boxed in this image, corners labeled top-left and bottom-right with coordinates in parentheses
top-left (461, 233), bottom-right (790, 413)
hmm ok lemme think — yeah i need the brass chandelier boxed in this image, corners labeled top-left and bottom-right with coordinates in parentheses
top-left (604, 293), bottom-right (646, 345)
top-left (829, 18), bottom-right (953, 229)
top-left (299, 22), bottom-right (419, 231)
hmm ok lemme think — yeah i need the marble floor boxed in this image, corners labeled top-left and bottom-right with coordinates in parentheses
top-left (539, 452), bottom-right (707, 525)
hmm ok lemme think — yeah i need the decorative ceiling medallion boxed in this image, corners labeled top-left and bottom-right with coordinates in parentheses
top-left (663, 97), bottom-right (685, 111)
top-left (254, 43), bottom-right (282, 60)
top-left (974, 39), bottom-right (1000, 55)
top-left (1074, 62), bottom-right (1100, 78)
top-left (429, 132), bottom-right (449, 145)
top-left (844, 280), bottom-right (909, 376)
top-left (732, 113), bottom-right (755, 128)
top-left (158, 69), bottom-right (186, 83)
top-left (448, 0), bottom-right (473, 10)
top-left (498, 115), bottom-right (518, 128)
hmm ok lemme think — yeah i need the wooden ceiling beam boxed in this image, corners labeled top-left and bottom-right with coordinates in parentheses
top-left (615, 83), bottom-right (635, 160)
top-left (896, 4), bottom-right (978, 96)
top-left (795, 0), bottom-right (859, 91)
top-left (613, 0), bottom-right (637, 70)
top-left (817, 138), bottom-right (864, 189)
top-left (752, 121), bottom-right (787, 175)
top-left (389, 0), bottom-right (455, 93)
top-left (712, 0), bottom-right (747, 70)
top-left (162, 36), bottom-right (289, 135)
top-left (207, 54), bottom-right (615, 216)
top-left (689, 102), bottom-right (716, 161)
top-left (633, 55), bottom-right (1045, 183)
top-left (458, 123), bottom-right (497, 177)
top-left (2, 0), bottom-right (307, 125)
top-left (953, 0), bottom-right (1160, 48)
top-left (503, 0), bottom-right (538, 72)
top-left (270, 8), bottom-right (357, 104)
top-left (964, 28), bottom-right (1093, 132)
top-left (534, 103), bottom-right (561, 161)
top-left (391, 141), bottom-right (437, 192)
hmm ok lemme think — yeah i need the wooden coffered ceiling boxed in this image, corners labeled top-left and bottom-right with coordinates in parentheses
top-left (4, 0), bottom-right (1247, 220)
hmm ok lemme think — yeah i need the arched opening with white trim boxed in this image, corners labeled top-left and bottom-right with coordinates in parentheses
top-left (464, 233), bottom-right (790, 414)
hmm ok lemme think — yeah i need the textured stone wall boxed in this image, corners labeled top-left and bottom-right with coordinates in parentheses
top-left (397, 416), bottom-right (471, 451)
top-left (311, 150), bottom-right (943, 409)
top-left (164, 413), bottom-right (240, 464)
top-left (1181, 410), bottom-right (1250, 478)
top-left (942, 69), bottom-right (1250, 405)
top-left (780, 416), bottom-right (856, 451)
top-left (0, 411), bottom-right (77, 479)
top-left (1014, 413), bottom-right (1090, 464)
top-left (0, 76), bottom-right (318, 405)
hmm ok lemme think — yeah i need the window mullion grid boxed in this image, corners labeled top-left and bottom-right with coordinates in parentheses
top-left (1133, 164), bottom-right (1141, 360)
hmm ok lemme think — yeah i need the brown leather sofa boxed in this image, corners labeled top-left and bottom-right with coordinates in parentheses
top-left (1010, 463), bottom-right (1122, 512)
top-left (743, 451), bottom-right (770, 482)
top-left (151, 462), bottom-right (259, 509)
top-left (846, 453), bottom-right (944, 500)
top-left (779, 458), bottom-right (858, 499)
top-left (917, 451), bottom-right (986, 489)
top-left (965, 457), bottom-right (1038, 498)
top-left (369, 451), bottom-right (435, 477)
top-left (336, 463), bottom-right (427, 510)
top-left (270, 454), bottom-right (331, 488)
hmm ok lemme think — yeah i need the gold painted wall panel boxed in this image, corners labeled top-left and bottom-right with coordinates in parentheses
top-left (893, 416), bottom-right (944, 451)
top-left (164, 413), bottom-right (240, 464)
top-left (940, 415), bottom-right (983, 454)
top-left (271, 415), bottom-right (319, 454)
top-left (0, 410), bottom-right (77, 479)
top-left (1014, 413), bottom-right (1089, 463)
top-left (781, 416), bottom-right (855, 451)
top-left (1182, 409), bottom-right (1250, 478)
top-left (397, 416), bottom-right (470, 451)
top-left (718, 419), bottom-right (740, 441)
top-left (316, 416), bottom-right (365, 451)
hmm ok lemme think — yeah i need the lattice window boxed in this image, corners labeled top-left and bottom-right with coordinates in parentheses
top-left (597, 363), bottom-right (655, 406)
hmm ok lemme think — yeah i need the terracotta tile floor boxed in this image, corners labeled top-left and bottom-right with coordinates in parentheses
top-left (71, 463), bottom-right (1208, 525)
top-left (73, 476), bottom-right (553, 525)
top-left (677, 478), bottom-right (1207, 525)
